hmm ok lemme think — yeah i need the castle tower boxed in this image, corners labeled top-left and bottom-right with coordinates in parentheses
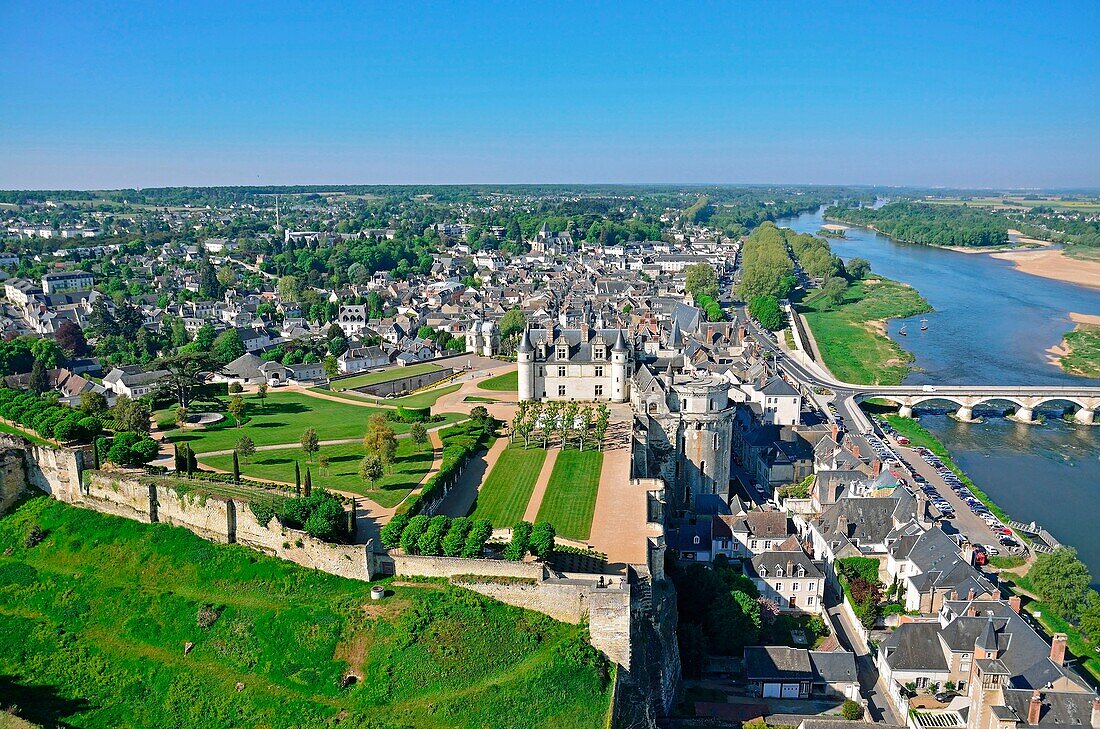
top-left (672, 374), bottom-right (734, 508)
top-left (517, 329), bottom-right (535, 402)
top-left (611, 329), bottom-right (630, 403)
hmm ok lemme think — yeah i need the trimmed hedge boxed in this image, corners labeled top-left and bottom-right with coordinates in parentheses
top-left (0, 387), bottom-right (101, 444)
top-left (398, 417), bottom-right (497, 516)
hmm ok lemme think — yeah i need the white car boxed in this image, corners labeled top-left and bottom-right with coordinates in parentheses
top-left (922, 385), bottom-right (937, 393)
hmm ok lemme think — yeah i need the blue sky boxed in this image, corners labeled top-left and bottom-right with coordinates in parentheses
top-left (1, 1), bottom-right (1098, 189)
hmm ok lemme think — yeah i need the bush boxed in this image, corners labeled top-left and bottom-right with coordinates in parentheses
top-left (530, 521), bottom-right (556, 558)
top-left (442, 517), bottom-right (472, 557)
top-left (104, 431), bottom-right (161, 466)
top-left (841, 699), bottom-right (863, 720)
top-left (24, 524), bottom-right (46, 548)
top-left (281, 491), bottom-right (348, 542)
top-left (416, 515), bottom-right (450, 556)
top-left (197, 604), bottom-right (221, 628)
top-left (228, 382), bottom-right (243, 394)
top-left (401, 515), bottom-right (430, 554)
top-left (504, 521), bottom-right (532, 561)
top-left (461, 519), bottom-right (493, 558)
top-left (394, 406), bottom-right (430, 422)
top-left (380, 513), bottom-right (410, 549)
top-left (249, 501), bottom-right (276, 526)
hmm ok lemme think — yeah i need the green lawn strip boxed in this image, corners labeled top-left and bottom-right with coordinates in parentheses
top-left (0, 496), bottom-right (611, 728)
top-left (362, 383), bottom-right (461, 409)
top-left (477, 370), bottom-right (518, 392)
top-left (200, 437), bottom-right (433, 506)
top-left (1060, 324), bottom-right (1100, 378)
top-left (0, 421), bottom-right (54, 447)
top-left (330, 362), bottom-right (442, 390)
top-left (535, 450), bottom-right (603, 541)
top-left (464, 395), bottom-right (499, 403)
top-left (470, 444), bottom-right (547, 526)
top-left (883, 414), bottom-right (1012, 524)
top-left (799, 278), bottom-right (932, 385)
top-left (164, 391), bottom-right (460, 453)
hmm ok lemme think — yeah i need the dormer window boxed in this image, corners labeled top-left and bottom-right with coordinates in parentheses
top-left (797, 566), bottom-right (805, 578)
top-left (557, 346), bottom-right (568, 360)
top-left (594, 346), bottom-right (606, 360)
top-left (759, 567), bottom-right (767, 577)
top-left (776, 567), bottom-right (785, 577)
top-left (693, 535), bottom-right (700, 545)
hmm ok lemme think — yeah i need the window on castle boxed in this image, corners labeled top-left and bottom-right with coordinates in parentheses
top-left (558, 366), bottom-right (566, 377)
top-left (595, 365), bottom-right (604, 377)
top-left (713, 433), bottom-right (719, 449)
top-left (595, 385), bottom-right (603, 397)
top-left (558, 385), bottom-right (566, 397)
top-left (594, 347), bottom-right (605, 359)
top-left (649, 402), bottom-right (658, 413)
top-left (557, 346), bottom-right (568, 359)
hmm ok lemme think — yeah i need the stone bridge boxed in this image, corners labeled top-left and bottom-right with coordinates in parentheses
top-left (853, 385), bottom-right (1100, 424)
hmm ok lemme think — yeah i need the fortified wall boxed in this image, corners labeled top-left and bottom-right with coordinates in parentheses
top-left (0, 433), bottom-right (636, 670)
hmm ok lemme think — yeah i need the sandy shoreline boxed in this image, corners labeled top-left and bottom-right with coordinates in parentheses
top-left (990, 248), bottom-right (1100, 291)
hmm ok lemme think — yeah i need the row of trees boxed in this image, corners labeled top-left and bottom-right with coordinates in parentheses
top-left (510, 401), bottom-right (611, 451)
top-left (825, 202), bottom-right (1010, 248)
top-left (380, 513), bottom-right (556, 561)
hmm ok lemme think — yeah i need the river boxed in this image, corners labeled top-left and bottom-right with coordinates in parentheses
top-left (777, 207), bottom-right (1100, 585)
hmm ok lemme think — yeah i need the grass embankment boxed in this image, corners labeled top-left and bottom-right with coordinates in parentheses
top-left (478, 371), bottom-right (518, 392)
top-left (164, 392), bottom-right (461, 453)
top-left (882, 415), bottom-right (1011, 524)
top-left (0, 497), bottom-right (611, 728)
top-left (200, 437), bottom-right (433, 506)
top-left (799, 278), bottom-right (932, 385)
top-left (1058, 324), bottom-right (1100, 378)
top-left (471, 444), bottom-right (546, 526)
top-left (536, 450), bottom-right (603, 541)
top-left (0, 421), bottom-right (53, 447)
top-left (330, 362), bottom-right (443, 391)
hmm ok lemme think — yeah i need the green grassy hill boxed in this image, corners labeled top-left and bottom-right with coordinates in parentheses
top-left (0, 496), bottom-right (612, 729)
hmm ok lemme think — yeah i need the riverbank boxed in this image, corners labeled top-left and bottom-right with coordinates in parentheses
top-left (877, 413), bottom-right (1100, 685)
top-left (1052, 318), bottom-right (1100, 378)
top-left (797, 277), bottom-right (932, 385)
top-left (990, 248), bottom-right (1100, 291)
top-left (823, 217), bottom-right (1047, 254)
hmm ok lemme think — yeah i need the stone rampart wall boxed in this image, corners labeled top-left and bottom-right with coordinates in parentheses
top-left (8, 439), bottom-right (638, 673)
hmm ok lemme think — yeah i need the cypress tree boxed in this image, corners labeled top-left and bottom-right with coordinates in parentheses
top-left (232, 451), bottom-right (240, 484)
top-left (304, 468), bottom-right (312, 498)
top-left (295, 461), bottom-right (302, 497)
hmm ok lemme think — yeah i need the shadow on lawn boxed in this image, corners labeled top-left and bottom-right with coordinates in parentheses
top-left (0, 674), bottom-right (93, 728)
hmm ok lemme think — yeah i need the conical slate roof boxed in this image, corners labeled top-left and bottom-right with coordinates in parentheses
top-left (612, 329), bottom-right (628, 352)
top-left (518, 328), bottom-right (533, 353)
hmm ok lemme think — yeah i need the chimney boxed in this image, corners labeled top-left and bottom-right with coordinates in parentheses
top-left (786, 559), bottom-right (794, 575)
top-left (830, 422), bottom-right (839, 441)
top-left (967, 604), bottom-right (978, 617)
top-left (872, 458), bottom-right (882, 477)
top-left (1050, 633), bottom-right (1067, 667)
top-left (1028, 690), bottom-right (1042, 725)
top-left (1009, 595), bottom-right (1022, 614)
top-left (1090, 699), bottom-right (1099, 729)
top-left (962, 542), bottom-right (976, 565)
top-left (851, 443), bottom-right (861, 459)
top-left (967, 587), bottom-right (976, 601)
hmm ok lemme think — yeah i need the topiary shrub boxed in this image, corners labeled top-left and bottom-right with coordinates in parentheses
top-left (504, 521), bottom-right (532, 561)
top-left (380, 513), bottom-right (410, 549)
top-left (841, 699), bottom-right (863, 721)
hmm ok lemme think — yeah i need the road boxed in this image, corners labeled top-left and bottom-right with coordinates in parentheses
top-left (824, 586), bottom-right (904, 726)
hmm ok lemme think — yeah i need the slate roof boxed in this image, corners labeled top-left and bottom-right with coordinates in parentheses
top-left (1001, 688), bottom-right (1099, 727)
top-left (743, 647), bottom-right (858, 685)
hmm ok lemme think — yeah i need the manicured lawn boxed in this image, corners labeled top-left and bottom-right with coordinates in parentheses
top-left (0, 496), bottom-right (613, 728)
top-left (535, 450), bottom-right (604, 540)
top-left (330, 362), bottom-right (442, 390)
top-left (800, 278), bottom-right (932, 385)
top-left (200, 437), bottom-right (433, 507)
top-left (163, 392), bottom-right (459, 454)
top-left (477, 370), bottom-right (518, 392)
top-left (464, 395), bottom-right (499, 403)
top-left (471, 443), bottom-right (547, 527)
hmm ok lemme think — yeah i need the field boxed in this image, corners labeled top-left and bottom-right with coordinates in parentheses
top-left (470, 444), bottom-right (547, 526)
top-left (200, 437), bottom-right (433, 506)
top-left (0, 496), bottom-right (612, 728)
top-left (535, 450), bottom-right (603, 540)
top-left (800, 278), bottom-right (932, 385)
top-left (924, 196), bottom-right (1100, 213)
top-left (477, 370), bottom-right (518, 392)
top-left (330, 363), bottom-right (442, 391)
top-left (1059, 324), bottom-right (1100, 378)
top-left (164, 392), bottom-right (460, 454)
